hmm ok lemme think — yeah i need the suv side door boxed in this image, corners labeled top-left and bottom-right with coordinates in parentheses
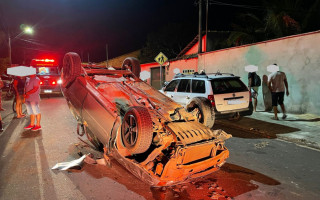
top-left (163, 79), bottom-right (180, 99)
top-left (188, 79), bottom-right (207, 101)
top-left (171, 79), bottom-right (191, 105)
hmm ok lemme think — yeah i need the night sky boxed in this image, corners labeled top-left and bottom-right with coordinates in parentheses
top-left (0, 0), bottom-right (256, 64)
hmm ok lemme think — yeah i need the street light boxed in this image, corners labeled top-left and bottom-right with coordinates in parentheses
top-left (8, 25), bottom-right (34, 67)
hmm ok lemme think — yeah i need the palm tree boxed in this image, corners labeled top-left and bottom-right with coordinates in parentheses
top-left (227, 0), bottom-right (319, 46)
top-left (227, 13), bottom-right (265, 46)
top-left (263, 0), bottom-right (302, 38)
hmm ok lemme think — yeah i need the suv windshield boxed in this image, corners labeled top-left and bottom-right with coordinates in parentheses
top-left (210, 78), bottom-right (248, 94)
top-left (36, 66), bottom-right (59, 75)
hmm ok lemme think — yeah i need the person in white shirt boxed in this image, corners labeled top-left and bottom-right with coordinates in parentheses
top-left (267, 64), bottom-right (289, 120)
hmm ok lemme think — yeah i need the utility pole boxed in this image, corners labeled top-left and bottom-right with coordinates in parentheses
top-left (106, 44), bottom-right (109, 68)
top-left (198, 0), bottom-right (203, 54)
top-left (205, 0), bottom-right (208, 52)
top-left (8, 34), bottom-right (12, 67)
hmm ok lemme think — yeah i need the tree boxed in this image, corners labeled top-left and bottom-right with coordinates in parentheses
top-left (227, 13), bottom-right (265, 46)
top-left (140, 23), bottom-right (196, 63)
top-left (227, 0), bottom-right (320, 46)
top-left (263, 0), bottom-right (302, 38)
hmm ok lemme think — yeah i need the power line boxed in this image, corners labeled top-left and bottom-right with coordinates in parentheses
top-left (208, 0), bottom-right (263, 10)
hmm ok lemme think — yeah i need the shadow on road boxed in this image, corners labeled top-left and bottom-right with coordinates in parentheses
top-left (63, 142), bottom-right (280, 200)
top-left (215, 118), bottom-right (300, 139)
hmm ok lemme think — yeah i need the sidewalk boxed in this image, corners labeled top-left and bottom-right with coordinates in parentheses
top-left (216, 111), bottom-right (320, 150)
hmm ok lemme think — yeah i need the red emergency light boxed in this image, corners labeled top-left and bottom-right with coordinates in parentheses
top-left (51, 81), bottom-right (56, 85)
top-left (40, 81), bottom-right (43, 85)
top-left (33, 59), bottom-right (55, 63)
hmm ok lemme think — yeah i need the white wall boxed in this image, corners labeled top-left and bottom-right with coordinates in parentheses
top-left (198, 31), bottom-right (320, 114)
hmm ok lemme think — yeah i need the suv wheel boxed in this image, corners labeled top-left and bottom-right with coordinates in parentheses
top-left (186, 97), bottom-right (215, 128)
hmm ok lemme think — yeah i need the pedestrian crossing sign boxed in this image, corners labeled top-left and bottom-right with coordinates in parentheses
top-left (154, 52), bottom-right (168, 65)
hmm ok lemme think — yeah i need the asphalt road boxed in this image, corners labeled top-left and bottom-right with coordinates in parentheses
top-left (0, 96), bottom-right (319, 200)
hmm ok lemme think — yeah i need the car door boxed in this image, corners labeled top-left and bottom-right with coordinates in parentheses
top-left (172, 79), bottom-right (191, 106)
top-left (163, 79), bottom-right (180, 99)
top-left (189, 79), bottom-right (207, 102)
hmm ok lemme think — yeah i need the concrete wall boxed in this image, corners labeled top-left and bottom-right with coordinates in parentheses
top-left (198, 31), bottom-right (320, 114)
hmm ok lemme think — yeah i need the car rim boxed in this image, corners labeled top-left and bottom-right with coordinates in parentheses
top-left (123, 114), bottom-right (138, 147)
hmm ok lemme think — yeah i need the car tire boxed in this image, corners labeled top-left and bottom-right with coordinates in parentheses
top-left (121, 57), bottom-right (141, 78)
top-left (121, 106), bottom-right (153, 154)
top-left (186, 97), bottom-right (215, 128)
top-left (62, 52), bottom-right (82, 88)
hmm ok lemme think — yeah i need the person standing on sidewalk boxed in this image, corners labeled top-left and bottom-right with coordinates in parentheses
top-left (248, 71), bottom-right (261, 112)
top-left (0, 75), bottom-right (5, 111)
top-left (268, 64), bottom-right (289, 120)
top-left (23, 74), bottom-right (41, 131)
top-left (13, 76), bottom-right (26, 118)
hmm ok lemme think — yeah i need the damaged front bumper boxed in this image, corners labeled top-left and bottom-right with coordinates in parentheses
top-left (110, 127), bottom-right (231, 186)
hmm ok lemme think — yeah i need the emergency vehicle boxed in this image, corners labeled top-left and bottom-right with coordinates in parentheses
top-left (30, 58), bottom-right (62, 94)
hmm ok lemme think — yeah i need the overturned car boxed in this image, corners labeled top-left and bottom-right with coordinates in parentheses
top-left (61, 52), bottom-right (231, 186)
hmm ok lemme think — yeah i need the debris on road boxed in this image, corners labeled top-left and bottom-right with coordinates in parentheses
top-left (52, 153), bottom-right (108, 171)
top-left (51, 154), bottom-right (87, 170)
top-left (254, 141), bottom-right (269, 149)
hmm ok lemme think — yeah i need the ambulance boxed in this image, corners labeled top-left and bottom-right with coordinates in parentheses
top-left (30, 58), bottom-right (62, 94)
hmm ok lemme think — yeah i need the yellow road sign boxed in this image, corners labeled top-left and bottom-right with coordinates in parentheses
top-left (154, 52), bottom-right (168, 65)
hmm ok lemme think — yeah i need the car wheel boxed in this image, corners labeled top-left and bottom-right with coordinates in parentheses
top-left (186, 97), bottom-right (215, 128)
top-left (62, 52), bottom-right (82, 88)
top-left (121, 106), bottom-right (153, 154)
top-left (121, 57), bottom-right (141, 78)
top-left (228, 112), bottom-right (242, 121)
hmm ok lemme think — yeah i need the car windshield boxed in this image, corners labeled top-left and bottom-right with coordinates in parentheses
top-left (210, 78), bottom-right (248, 94)
top-left (36, 66), bottom-right (59, 75)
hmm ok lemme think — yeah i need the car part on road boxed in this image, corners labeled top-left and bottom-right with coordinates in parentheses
top-left (61, 52), bottom-right (231, 186)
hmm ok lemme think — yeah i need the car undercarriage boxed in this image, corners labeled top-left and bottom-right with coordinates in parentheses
top-left (61, 52), bottom-right (231, 186)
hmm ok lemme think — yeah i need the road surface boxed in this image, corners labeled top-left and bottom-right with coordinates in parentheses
top-left (0, 97), bottom-right (319, 200)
